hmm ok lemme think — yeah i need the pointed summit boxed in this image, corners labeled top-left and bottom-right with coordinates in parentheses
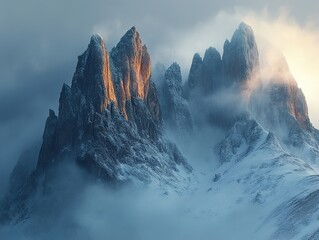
top-left (90, 33), bottom-right (104, 46)
top-left (110, 26), bottom-right (152, 119)
top-left (112, 26), bottom-right (142, 60)
top-left (187, 53), bottom-right (203, 90)
top-left (71, 34), bottom-right (117, 112)
top-left (202, 47), bottom-right (222, 93)
top-left (222, 22), bottom-right (259, 85)
top-left (162, 63), bottom-right (193, 132)
top-left (186, 47), bottom-right (222, 97)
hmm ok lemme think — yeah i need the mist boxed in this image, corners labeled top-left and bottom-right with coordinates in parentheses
top-left (0, 160), bottom-right (274, 240)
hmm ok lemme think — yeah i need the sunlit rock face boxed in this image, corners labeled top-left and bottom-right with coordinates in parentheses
top-left (110, 27), bottom-right (153, 120)
top-left (72, 34), bottom-right (117, 112)
top-left (250, 56), bottom-right (313, 143)
top-left (222, 22), bottom-right (259, 85)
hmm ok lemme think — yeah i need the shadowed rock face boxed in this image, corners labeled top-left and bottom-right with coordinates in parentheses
top-left (161, 63), bottom-right (193, 132)
top-left (202, 47), bottom-right (222, 93)
top-left (222, 22), bottom-right (259, 85)
top-left (187, 53), bottom-right (203, 91)
top-left (111, 27), bottom-right (153, 120)
top-left (186, 22), bottom-right (259, 98)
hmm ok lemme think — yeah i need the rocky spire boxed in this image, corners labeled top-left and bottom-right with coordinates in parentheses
top-left (222, 22), bottom-right (259, 85)
top-left (162, 63), bottom-right (193, 132)
top-left (71, 34), bottom-right (117, 113)
top-left (37, 109), bottom-right (58, 171)
top-left (186, 47), bottom-right (222, 97)
top-left (111, 27), bottom-right (152, 119)
top-left (250, 55), bottom-right (311, 136)
top-left (202, 47), bottom-right (222, 93)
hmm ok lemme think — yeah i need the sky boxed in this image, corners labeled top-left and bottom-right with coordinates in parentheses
top-left (0, 0), bottom-right (319, 195)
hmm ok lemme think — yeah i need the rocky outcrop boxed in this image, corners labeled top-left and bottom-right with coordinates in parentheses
top-left (110, 27), bottom-right (153, 120)
top-left (248, 56), bottom-right (319, 157)
top-left (185, 48), bottom-right (222, 97)
top-left (222, 22), bottom-right (259, 85)
top-left (185, 22), bottom-right (259, 102)
top-left (250, 56), bottom-right (312, 138)
top-left (187, 53), bottom-right (203, 92)
top-left (202, 47), bottom-right (222, 93)
top-left (161, 63), bottom-right (193, 132)
top-left (72, 34), bottom-right (117, 113)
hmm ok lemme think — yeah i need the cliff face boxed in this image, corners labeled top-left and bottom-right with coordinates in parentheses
top-left (222, 22), bottom-right (259, 85)
top-left (161, 63), bottom-right (193, 132)
top-left (72, 34), bottom-right (117, 113)
top-left (110, 27), bottom-right (154, 120)
top-left (250, 56), bottom-right (314, 146)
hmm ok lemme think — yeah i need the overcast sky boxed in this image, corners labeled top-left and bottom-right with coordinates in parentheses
top-left (0, 0), bottom-right (318, 195)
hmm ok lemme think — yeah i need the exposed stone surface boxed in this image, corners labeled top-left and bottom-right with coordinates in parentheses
top-left (186, 22), bottom-right (259, 99)
top-left (249, 55), bottom-right (319, 163)
top-left (161, 63), bottom-right (193, 132)
top-left (202, 47), bottom-right (222, 93)
top-left (222, 22), bottom-right (259, 85)
top-left (187, 53), bottom-right (203, 91)
top-left (110, 27), bottom-right (153, 120)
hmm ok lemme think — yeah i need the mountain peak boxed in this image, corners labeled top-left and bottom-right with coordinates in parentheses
top-left (71, 32), bottom-right (117, 113)
top-left (110, 26), bottom-right (152, 118)
top-left (162, 62), bottom-right (193, 132)
top-left (130, 26), bottom-right (137, 33)
top-left (90, 33), bottom-right (104, 45)
top-left (238, 22), bottom-right (253, 33)
top-left (222, 22), bottom-right (259, 84)
top-left (187, 53), bottom-right (203, 90)
top-left (165, 62), bottom-right (181, 79)
top-left (114, 26), bottom-right (141, 54)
